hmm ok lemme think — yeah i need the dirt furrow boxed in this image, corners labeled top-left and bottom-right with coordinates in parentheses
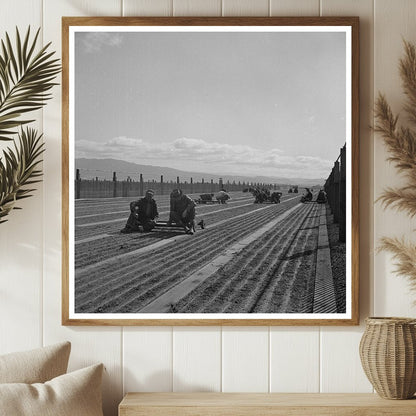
top-left (77, 201), bottom-right (296, 276)
top-left (93, 204), bottom-right (304, 314)
top-left (173, 204), bottom-right (312, 313)
top-left (74, 193), bottom-right (289, 219)
top-left (74, 201), bottom-right (295, 267)
top-left (266, 213), bottom-right (315, 313)
top-left (276, 206), bottom-right (319, 312)
top-left (225, 205), bottom-right (315, 313)
top-left (75, 203), bottom-right (288, 296)
top-left (75, 203), bottom-right (300, 312)
top-left (74, 193), bottom-right (250, 216)
top-left (74, 198), bottom-right (260, 239)
top-left (74, 199), bottom-right (251, 226)
top-left (252, 203), bottom-right (320, 313)
top-left (76, 223), bottom-right (253, 312)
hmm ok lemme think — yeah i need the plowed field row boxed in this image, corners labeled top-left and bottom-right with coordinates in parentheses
top-left (74, 196), bottom-right (295, 246)
top-left (75, 196), bottom-right (252, 220)
top-left (75, 197), bottom-right (299, 271)
top-left (75, 200), bottom-right (306, 313)
top-left (74, 192), bottom-right (250, 215)
top-left (74, 196), bottom-right (255, 226)
top-left (75, 202), bottom-right (274, 262)
top-left (173, 204), bottom-right (320, 313)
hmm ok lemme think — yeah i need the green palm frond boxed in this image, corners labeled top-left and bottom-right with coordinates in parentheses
top-left (0, 27), bottom-right (61, 141)
top-left (0, 127), bottom-right (44, 223)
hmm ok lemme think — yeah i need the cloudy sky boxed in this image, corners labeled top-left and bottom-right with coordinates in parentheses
top-left (74, 29), bottom-right (346, 180)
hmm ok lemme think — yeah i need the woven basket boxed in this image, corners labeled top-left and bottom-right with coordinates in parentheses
top-left (359, 317), bottom-right (416, 399)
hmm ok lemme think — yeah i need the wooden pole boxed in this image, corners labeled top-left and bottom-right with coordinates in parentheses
top-left (112, 171), bottom-right (117, 198)
top-left (75, 169), bottom-right (81, 199)
top-left (139, 173), bottom-right (143, 196)
top-left (339, 145), bottom-right (346, 242)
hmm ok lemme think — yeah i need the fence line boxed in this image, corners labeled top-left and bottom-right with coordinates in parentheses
top-left (74, 169), bottom-right (282, 199)
top-left (324, 144), bottom-right (346, 242)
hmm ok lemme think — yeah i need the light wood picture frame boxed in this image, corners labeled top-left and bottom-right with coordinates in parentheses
top-left (62, 16), bottom-right (359, 326)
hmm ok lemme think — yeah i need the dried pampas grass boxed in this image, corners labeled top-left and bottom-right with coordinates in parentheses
top-left (378, 237), bottom-right (416, 293)
top-left (375, 40), bottom-right (416, 293)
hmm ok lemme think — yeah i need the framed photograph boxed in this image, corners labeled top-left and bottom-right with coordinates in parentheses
top-left (62, 17), bottom-right (359, 325)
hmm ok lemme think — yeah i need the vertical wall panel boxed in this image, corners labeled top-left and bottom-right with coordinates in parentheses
top-left (222, 0), bottom-right (269, 16)
top-left (42, 2), bottom-right (123, 415)
top-left (270, 0), bottom-right (319, 16)
top-left (373, 0), bottom-right (416, 317)
top-left (320, 327), bottom-right (373, 392)
top-left (270, 327), bottom-right (320, 392)
top-left (173, 327), bottom-right (221, 391)
top-left (173, 0), bottom-right (222, 16)
top-left (124, 0), bottom-right (173, 16)
top-left (222, 327), bottom-right (269, 392)
top-left (322, 0), bottom-right (374, 320)
top-left (0, 0), bottom-right (41, 34)
top-left (0, 0), bottom-right (43, 355)
top-left (320, 0), bottom-right (375, 392)
top-left (268, 0), bottom-right (322, 395)
top-left (322, 0), bottom-right (375, 324)
top-left (124, 328), bottom-right (173, 393)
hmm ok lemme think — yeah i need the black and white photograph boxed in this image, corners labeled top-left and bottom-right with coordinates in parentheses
top-left (63, 18), bottom-right (358, 324)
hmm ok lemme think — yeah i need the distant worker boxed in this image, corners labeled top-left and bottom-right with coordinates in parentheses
top-left (120, 189), bottom-right (158, 233)
top-left (270, 191), bottom-right (282, 203)
top-left (199, 193), bottom-right (214, 202)
top-left (168, 188), bottom-right (196, 234)
top-left (316, 189), bottom-right (327, 204)
top-left (301, 188), bottom-right (313, 203)
top-left (215, 190), bottom-right (230, 204)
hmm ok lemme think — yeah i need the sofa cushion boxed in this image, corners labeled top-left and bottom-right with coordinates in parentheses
top-left (0, 363), bottom-right (104, 416)
top-left (0, 342), bottom-right (71, 384)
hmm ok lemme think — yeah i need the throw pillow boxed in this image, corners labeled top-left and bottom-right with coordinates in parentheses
top-left (0, 363), bottom-right (104, 416)
top-left (0, 341), bottom-right (71, 384)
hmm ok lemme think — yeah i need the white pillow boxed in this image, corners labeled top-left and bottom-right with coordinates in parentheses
top-left (0, 342), bottom-right (71, 383)
top-left (0, 363), bottom-right (104, 416)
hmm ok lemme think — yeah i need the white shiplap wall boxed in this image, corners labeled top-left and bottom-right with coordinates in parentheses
top-left (1, 1), bottom-right (416, 415)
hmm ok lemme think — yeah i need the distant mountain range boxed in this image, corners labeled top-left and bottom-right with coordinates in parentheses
top-left (75, 158), bottom-right (324, 187)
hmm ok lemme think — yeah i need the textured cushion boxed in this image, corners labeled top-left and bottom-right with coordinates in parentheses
top-left (0, 342), bottom-right (71, 384)
top-left (0, 363), bottom-right (104, 416)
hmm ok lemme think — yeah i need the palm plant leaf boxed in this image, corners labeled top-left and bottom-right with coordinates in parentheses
top-left (0, 127), bottom-right (44, 223)
top-left (0, 27), bottom-right (60, 141)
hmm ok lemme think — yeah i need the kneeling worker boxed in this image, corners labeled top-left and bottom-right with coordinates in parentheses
top-left (121, 189), bottom-right (158, 233)
top-left (169, 188), bottom-right (196, 234)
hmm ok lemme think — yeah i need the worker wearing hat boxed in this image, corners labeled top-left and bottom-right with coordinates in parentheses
top-left (121, 189), bottom-right (159, 233)
top-left (168, 188), bottom-right (196, 234)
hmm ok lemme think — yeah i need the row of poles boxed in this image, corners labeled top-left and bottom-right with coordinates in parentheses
top-left (324, 144), bottom-right (346, 242)
top-left (74, 169), bottom-right (281, 199)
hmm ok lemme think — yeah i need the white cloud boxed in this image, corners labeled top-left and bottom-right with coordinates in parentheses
top-left (81, 33), bottom-right (123, 53)
top-left (75, 136), bottom-right (332, 179)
